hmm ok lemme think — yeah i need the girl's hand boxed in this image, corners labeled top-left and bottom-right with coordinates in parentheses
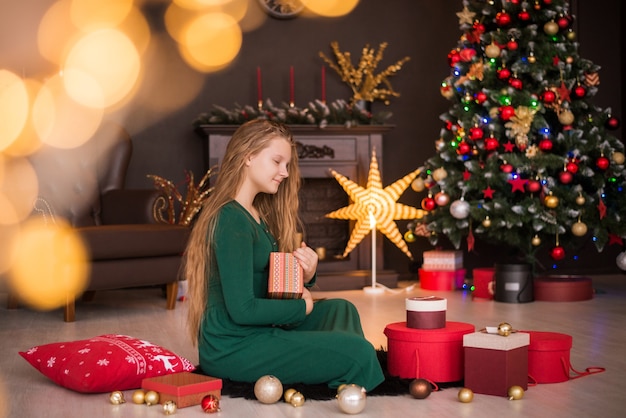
top-left (293, 241), bottom-right (318, 283)
top-left (302, 288), bottom-right (314, 315)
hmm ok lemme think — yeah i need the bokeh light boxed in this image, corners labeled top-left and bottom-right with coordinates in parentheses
top-left (0, 70), bottom-right (29, 152)
top-left (1, 79), bottom-right (45, 157)
top-left (0, 223), bottom-right (20, 275)
top-left (37, 0), bottom-right (79, 67)
top-left (179, 12), bottom-right (242, 72)
top-left (0, 156), bottom-right (39, 226)
top-left (69, 0), bottom-right (133, 31)
top-left (303, 0), bottom-right (360, 17)
top-left (7, 216), bottom-right (89, 311)
top-left (32, 73), bottom-right (104, 149)
top-left (63, 28), bottom-right (141, 108)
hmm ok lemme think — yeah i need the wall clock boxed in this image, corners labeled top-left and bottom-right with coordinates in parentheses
top-left (258, 0), bottom-right (305, 19)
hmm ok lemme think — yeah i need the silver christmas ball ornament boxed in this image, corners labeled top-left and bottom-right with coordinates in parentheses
top-left (336, 384), bottom-right (367, 414)
top-left (450, 199), bottom-right (470, 219)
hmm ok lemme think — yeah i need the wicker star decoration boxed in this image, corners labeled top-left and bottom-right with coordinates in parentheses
top-left (456, 6), bottom-right (476, 25)
top-left (325, 149), bottom-right (421, 260)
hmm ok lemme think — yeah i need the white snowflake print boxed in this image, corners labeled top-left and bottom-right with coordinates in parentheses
top-left (78, 348), bottom-right (91, 354)
top-left (125, 355), bottom-right (136, 364)
top-left (64, 369), bottom-right (70, 375)
top-left (97, 358), bottom-right (110, 366)
top-left (26, 347), bottom-right (38, 355)
top-left (47, 357), bottom-right (56, 368)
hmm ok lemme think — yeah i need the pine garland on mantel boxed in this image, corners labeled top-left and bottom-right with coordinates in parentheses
top-left (193, 99), bottom-right (393, 128)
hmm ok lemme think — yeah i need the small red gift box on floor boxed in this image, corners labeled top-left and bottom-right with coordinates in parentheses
top-left (384, 321), bottom-right (475, 382)
top-left (405, 297), bottom-right (446, 329)
top-left (533, 276), bottom-right (593, 302)
top-left (142, 372), bottom-right (222, 408)
top-left (472, 267), bottom-right (495, 300)
top-left (419, 269), bottom-right (466, 291)
top-left (522, 330), bottom-right (572, 383)
top-left (463, 332), bottom-right (529, 397)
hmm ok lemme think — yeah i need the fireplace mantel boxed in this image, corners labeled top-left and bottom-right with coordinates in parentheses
top-left (196, 124), bottom-right (398, 290)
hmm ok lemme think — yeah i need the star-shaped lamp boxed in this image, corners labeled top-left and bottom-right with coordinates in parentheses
top-left (325, 149), bottom-right (421, 261)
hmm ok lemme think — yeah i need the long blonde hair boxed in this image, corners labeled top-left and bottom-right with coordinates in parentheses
top-left (184, 119), bottom-right (302, 345)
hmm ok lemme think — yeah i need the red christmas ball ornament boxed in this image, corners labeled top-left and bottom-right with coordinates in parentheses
top-left (518, 9), bottom-right (530, 21)
top-left (459, 48), bottom-right (477, 62)
top-left (473, 21), bottom-right (486, 33)
top-left (541, 90), bottom-right (556, 104)
top-left (500, 163), bottom-right (513, 173)
top-left (526, 179), bottom-right (542, 193)
top-left (497, 68), bottom-right (511, 80)
top-left (509, 78), bottom-right (523, 90)
top-left (557, 16), bottom-right (571, 29)
top-left (484, 137), bottom-right (499, 151)
top-left (566, 161), bottom-right (579, 174)
top-left (559, 171), bottom-right (573, 184)
top-left (475, 91), bottom-right (488, 104)
top-left (605, 115), bottom-right (620, 130)
top-left (507, 39), bottom-right (518, 51)
top-left (496, 11), bottom-right (511, 26)
top-left (572, 85), bottom-right (586, 99)
top-left (596, 156), bottom-right (610, 170)
top-left (469, 127), bottom-right (484, 140)
top-left (201, 394), bottom-right (220, 413)
top-left (457, 141), bottom-right (472, 155)
top-left (550, 246), bottom-right (565, 261)
top-left (538, 138), bottom-right (553, 151)
top-left (421, 197), bottom-right (436, 211)
top-left (448, 49), bottom-right (461, 67)
top-left (499, 106), bottom-right (515, 121)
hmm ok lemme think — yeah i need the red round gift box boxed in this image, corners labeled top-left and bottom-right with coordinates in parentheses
top-left (521, 330), bottom-right (573, 383)
top-left (384, 321), bottom-right (475, 382)
top-left (534, 276), bottom-right (593, 302)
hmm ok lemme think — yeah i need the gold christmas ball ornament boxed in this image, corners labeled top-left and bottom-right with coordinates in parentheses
top-left (336, 384), bottom-right (367, 415)
top-left (528, 53), bottom-right (536, 64)
top-left (290, 391), bottom-right (305, 407)
top-left (508, 385), bottom-right (525, 400)
top-left (163, 400), bottom-right (177, 415)
top-left (458, 387), bottom-right (474, 403)
top-left (571, 221), bottom-right (588, 237)
top-left (432, 167), bottom-right (448, 181)
top-left (409, 378), bottom-right (432, 399)
top-left (576, 194), bottom-right (586, 205)
top-left (544, 20), bottom-right (559, 35)
top-left (482, 216), bottom-right (491, 228)
top-left (566, 29), bottom-right (576, 41)
top-left (109, 391), bottom-right (125, 405)
top-left (284, 388), bottom-right (297, 403)
top-left (144, 390), bottom-right (160, 406)
top-left (485, 42), bottom-right (501, 58)
top-left (411, 177), bottom-right (425, 192)
top-left (498, 322), bottom-right (513, 336)
top-left (254, 375), bottom-right (283, 404)
top-left (612, 151), bottom-right (625, 165)
top-left (132, 389), bottom-right (146, 404)
top-left (544, 194), bottom-right (559, 209)
top-left (558, 110), bottom-right (575, 125)
top-left (531, 235), bottom-right (541, 246)
top-left (404, 230), bottom-right (416, 243)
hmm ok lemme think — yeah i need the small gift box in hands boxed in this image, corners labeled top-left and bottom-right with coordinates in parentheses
top-left (267, 252), bottom-right (303, 299)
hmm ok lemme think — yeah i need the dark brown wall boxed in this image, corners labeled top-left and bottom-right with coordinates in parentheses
top-left (122, 0), bottom-right (623, 278)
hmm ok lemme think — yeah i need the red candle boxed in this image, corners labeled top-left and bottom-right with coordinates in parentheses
top-left (321, 66), bottom-right (326, 103)
top-left (257, 66), bottom-right (262, 106)
top-left (289, 66), bottom-right (295, 106)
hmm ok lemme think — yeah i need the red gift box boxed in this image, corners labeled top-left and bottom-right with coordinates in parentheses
top-left (521, 330), bottom-right (573, 383)
top-left (472, 267), bottom-right (495, 300)
top-left (142, 372), bottom-right (222, 408)
top-left (405, 297), bottom-right (446, 329)
top-left (533, 276), bottom-right (593, 302)
top-left (384, 321), bottom-right (475, 382)
top-left (267, 252), bottom-right (303, 299)
top-left (419, 268), bottom-right (465, 290)
top-left (463, 332), bottom-right (529, 397)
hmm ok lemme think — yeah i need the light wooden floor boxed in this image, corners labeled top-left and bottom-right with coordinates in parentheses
top-left (1, 274), bottom-right (624, 418)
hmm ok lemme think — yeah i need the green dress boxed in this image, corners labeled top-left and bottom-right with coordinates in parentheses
top-left (197, 201), bottom-right (384, 391)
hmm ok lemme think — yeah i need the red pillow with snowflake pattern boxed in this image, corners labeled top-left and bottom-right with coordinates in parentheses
top-left (19, 334), bottom-right (195, 393)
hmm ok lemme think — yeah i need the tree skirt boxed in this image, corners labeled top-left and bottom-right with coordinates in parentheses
top-left (196, 350), bottom-right (460, 400)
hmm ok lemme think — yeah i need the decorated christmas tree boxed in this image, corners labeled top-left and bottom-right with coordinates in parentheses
top-left (413, 0), bottom-right (626, 270)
